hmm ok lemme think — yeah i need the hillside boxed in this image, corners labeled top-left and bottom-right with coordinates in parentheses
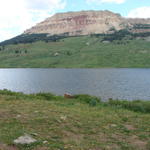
top-left (0, 90), bottom-right (150, 150)
top-left (0, 10), bottom-right (150, 68)
top-left (0, 35), bottom-right (150, 68)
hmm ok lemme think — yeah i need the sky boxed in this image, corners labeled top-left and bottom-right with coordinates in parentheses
top-left (0, 0), bottom-right (150, 42)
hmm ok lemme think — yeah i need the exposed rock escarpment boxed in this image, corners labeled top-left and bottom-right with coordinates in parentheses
top-left (24, 10), bottom-right (128, 36)
top-left (24, 10), bottom-right (150, 36)
top-left (126, 18), bottom-right (150, 33)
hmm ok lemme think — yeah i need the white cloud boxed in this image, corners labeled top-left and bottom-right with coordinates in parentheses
top-left (86, 0), bottom-right (125, 4)
top-left (0, 0), bottom-right (66, 42)
top-left (25, 0), bottom-right (66, 11)
top-left (127, 7), bottom-right (150, 18)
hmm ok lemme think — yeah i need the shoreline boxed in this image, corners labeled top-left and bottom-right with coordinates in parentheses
top-left (0, 89), bottom-right (150, 150)
top-left (0, 89), bottom-right (150, 113)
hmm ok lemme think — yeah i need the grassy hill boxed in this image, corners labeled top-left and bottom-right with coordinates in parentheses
top-left (0, 90), bottom-right (150, 150)
top-left (0, 33), bottom-right (150, 68)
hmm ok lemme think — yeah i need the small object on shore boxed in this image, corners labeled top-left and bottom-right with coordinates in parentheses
top-left (54, 52), bottom-right (59, 56)
top-left (31, 133), bottom-right (38, 136)
top-left (124, 124), bottom-right (135, 130)
top-left (102, 40), bottom-right (110, 44)
top-left (110, 124), bottom-right (117, 128)
top-left (86, 42), bottom-right (90, 46)
top-left (14, 134), bottom-right (37, 144)
top-left (64, 93), bottom-right (74, 99)
top-left (43, 140), bottom-right (48, 144)
top-left (60, 115), bottom-right (67, 121)
top-left (34, 111), bottom-right (39, 113)
top-left (16, 115), bottom-right (21, 118)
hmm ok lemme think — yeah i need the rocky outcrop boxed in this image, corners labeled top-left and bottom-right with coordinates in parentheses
top-left (127, 18), bottom-right (150, 25)
top-left (126, 18), bottom-right (150, 33)
top-left (14, 134), bottom-right (37, 145)
top-left (24, 10), bottom-right (150, 36)
top-left (24, 10), bottom-right (128, 36)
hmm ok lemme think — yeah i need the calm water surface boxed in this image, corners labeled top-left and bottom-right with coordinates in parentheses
top-left (0, 68), bottom-right (150, 101)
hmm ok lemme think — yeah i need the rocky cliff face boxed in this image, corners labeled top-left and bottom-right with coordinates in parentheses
top-left (24, 10), bottom-right (150, 36)
top-left (126, 18), bottom-right (150, 33)
top-left (127, 18), bottom-right (150, 25)
top-left (24, 10), bottom-right (128, 36)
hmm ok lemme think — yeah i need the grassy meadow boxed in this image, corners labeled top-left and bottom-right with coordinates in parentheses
top-left (0, 90), bottom-right (149, 150)
top-left (0, 36), bottom-right (150, 68)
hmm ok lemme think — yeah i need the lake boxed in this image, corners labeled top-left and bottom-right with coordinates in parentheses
top-left (0, 68), bottom-right (150, 101)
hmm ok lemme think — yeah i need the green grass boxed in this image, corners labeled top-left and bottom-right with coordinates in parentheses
top-left (0, 90), bottom-right (150, 150)
top-left (1, 36), bottom-right (150, 68)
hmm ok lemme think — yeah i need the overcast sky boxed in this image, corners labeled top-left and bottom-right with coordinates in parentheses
top-left (0, 0), bottom-right (150, 42)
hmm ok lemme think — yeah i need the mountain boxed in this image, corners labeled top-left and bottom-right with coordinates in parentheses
top-left (24, 10), bottom-right (150, 36)
top-left (1, 10), bottom-right (150, 46)
top-left (24, 10), bottom-right (127, 36)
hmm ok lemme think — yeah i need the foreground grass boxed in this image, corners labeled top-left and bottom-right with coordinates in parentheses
top-left (0, 90), bottom-right (150, 150)
top-left (1, 36), bottom-right (150, 68)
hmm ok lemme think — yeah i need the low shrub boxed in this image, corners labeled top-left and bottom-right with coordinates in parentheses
top-left (74, 94), bottom-right (101, 106)
top-left (0, 89), bottom-right (23, 96)
top-left (0, 90), bottom-right (150, 113)
top-left (108, 99), bottom-right (150, 113)
top-left (35, 93), bottom-right (55, 100)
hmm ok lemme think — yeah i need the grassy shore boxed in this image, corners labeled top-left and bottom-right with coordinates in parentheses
top-left (0, 90), bottom-right (150, 150)
top-left (1, 36), bottom-right (150, 68)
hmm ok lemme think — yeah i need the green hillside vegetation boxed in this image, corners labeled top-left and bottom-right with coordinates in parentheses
top-left (0, 29), bottom-right (150, 68)
top-left (0, 90), bottom-right (150, 150)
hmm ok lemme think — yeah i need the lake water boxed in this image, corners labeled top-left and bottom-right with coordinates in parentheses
top-left (0, 68), bottom-right (150, 101)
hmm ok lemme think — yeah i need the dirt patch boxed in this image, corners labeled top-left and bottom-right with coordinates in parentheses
top-left (0, 143), bottom-right (18, 150)
top-left (105, 144), bottom-right (120, 150)
top-left (124, 124), bottom-right (136, 130)
top-left (63, 131), bottom-right (84, 144)
top-left (129, 135), bottom-right (147, 150)
top-left (111, 133), bottom-right (126, 141)
top-left (33, 147), bottom-right (48, 150)
top-left (0, 111), bottom-right (16, 119)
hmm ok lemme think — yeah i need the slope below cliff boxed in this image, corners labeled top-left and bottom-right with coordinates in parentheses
top-left (1, 35), bottom-right (150, 68)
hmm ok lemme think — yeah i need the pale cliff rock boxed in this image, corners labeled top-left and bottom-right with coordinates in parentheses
top-left (24, 10), bottom-right (150, 36)
top-left (24, 10), bottom-right (127, 36)
top-left (126, 18), bottom-right (150, 33)
top-left (126, 18), bottom-right (150, 25)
